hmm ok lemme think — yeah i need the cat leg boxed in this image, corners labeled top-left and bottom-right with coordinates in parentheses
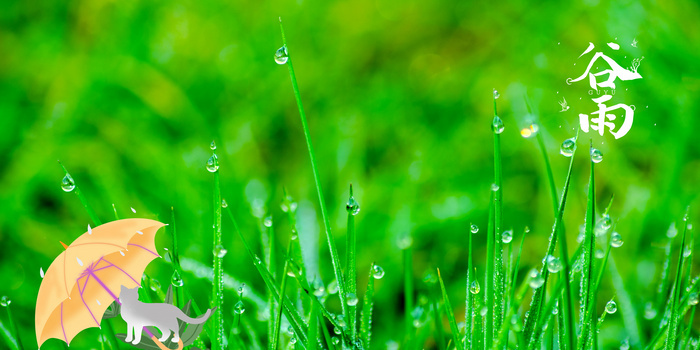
top-left (132, 326), bottom-right (143, 345)
top-left (125, 325), bottom-right (133, 342)
top-left (171, 324), bottom-right (180, 343)
top-left (158, 329), bottom-right (171, 342)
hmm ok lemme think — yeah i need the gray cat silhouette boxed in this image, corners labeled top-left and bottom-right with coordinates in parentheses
top-left (119, 285), bottom-right (212, 345)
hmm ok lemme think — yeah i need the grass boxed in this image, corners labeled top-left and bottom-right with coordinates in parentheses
top-left (4, 18), bottom-right (700, 350)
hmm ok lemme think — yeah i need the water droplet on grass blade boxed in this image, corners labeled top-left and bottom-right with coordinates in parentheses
top-left (595, 249), bottom-right (605, 259)
top-left (0, 296), bottom-right (10, 307)
top-left (332, 337), bottom-right (340, 345)
top-left (502, 229), bottom-right (513, 243)
top-left (492, 116), bottom-right (504, 134)
top-left (493, 89), bottom-right (500, 99)
top-left (469, 280), bottom-right (480, 294)
top-left (373, 265), bottom-right (385, 279)
top-left (234, 301), bottom-right (245, 314)
top-left (171, 270), bottom-right (184, 287)
top-left (210, 140), bottom-right (216, 150)
top-left (611, 232), bottom-right (624, 247)
top-left (346, 292), bottom-right (359, 306)
top-left (684, 245), bottom-right (692, 258)
top-left (547, 256), bottom-right (562, 273)
top-left (313, 279), bottom-right (326, 297)
top-left (274, 46), bottom-right (289, 64)
top-left (346, 196), bottom-right (360, 215)
top-left (605, 300), bottom-right (617, 313)
top-left (470, 224), bottom-right (479, 234)
top-left (644, 302), bottom-right (656, 319)
top-left (206, 155), bottom-right (219, 172)
top-left (480, 306), bottom-right (488, 317)
top-left (150, 278), bottom-right (161, 292)
top-left (328, 280), bottom-right (338, 294)
top-left (490, 183), bottom-right (499, 191)
top-left (529, 269), bottom-right (544, 288)
top-left (560, 138), bottom-right (576, 157)
top-left (214, 244), bottom-right (227, 258)
top-left (61, 174), bottom-right (75, 192)
top-left (590, 148), bottom-right (603, 163)
top-left (263, 216), bottom-right (273, 227)
top-left (690, 292), bottom-right (699, 305)
top-left (221, 199), bottom-right (228, 208)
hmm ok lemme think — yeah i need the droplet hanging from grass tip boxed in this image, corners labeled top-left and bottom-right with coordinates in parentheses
top-left (560, 138), bottom-right (576, 157)
top-left (234, 301), bottom-right (245, 314)
top-left (611, 232), bottom-right (624, 247)
top-left (373, 264), bottom-right (385, 279)
top-left (61, 174), bottom-right (75, 192)
top-left (274, 46), bottom-right (289, 65)
top-left (469, 279), bottom-right (481, 294)
top-left (0, 296), bottom-right (10, 307)
top-left (493, 89), bottom-right (500, 99)
top-left (346, 196), bottom-right (361, 215)
top-left (206, 155), bottom-right (219, 172)
top-left (221, 199), bottom-right (228, 208)
top-left (605, 300), bottom-right (617, 314)
top-left (502, 229), bottom-right (513, 243)
top-left (590, 148), bottom-right (603, 163)
top-left (263, 216), bottom-right (273, 227)
top-left (492, 116), bottom-right (504, 134)
top-left (171, 270), bottom-right (184, 287)
top-left (529, 269), bottom-right (544, 288)
top-left (210, 140), bottom-right (216, 151)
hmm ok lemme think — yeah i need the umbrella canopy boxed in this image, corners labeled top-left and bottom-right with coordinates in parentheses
top-left (36, 218), bottom-right (166, 347)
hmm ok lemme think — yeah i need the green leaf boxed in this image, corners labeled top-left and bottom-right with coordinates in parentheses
top-left (438, 268), bottom-right (464, 350)
top-left (360, 264), bottom-right (376, 348)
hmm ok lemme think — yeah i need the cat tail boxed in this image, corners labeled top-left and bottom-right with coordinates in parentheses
top-left (177, 307), bottom-right (215, 324)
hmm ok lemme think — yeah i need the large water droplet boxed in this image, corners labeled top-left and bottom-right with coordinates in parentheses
top-left (492, 116), bottom-right (504, 134)
top-left (501, 229), bottom-right (513, 243)
top-left (221, 199), bottom-right (228, 208)
top-left (313, 279), bottom-right (326, 297)
top-left (0, 296), bottom-right (10, 307)
top-left (590, 148), bottom-right (603, 163)
top-left (210, 140), bottom-right (217, 151)
top-left (595, 249), bottom-right (605, 259)
top-left (206, 155), bottom-right (219, 172)
top-left (332, 337), bottom-right (340, 345)
top-left (234, 301), bottom-right (246, 314)
top-left (470, 224), bottom-right (479, 234)
top-left (373, 265), bottom-right (385, 279)
top-left (171, 270), bottom-right (184, 287)
top-left (689, 292), bottom-right (699, 306)
top-left (274, 46), bottom-right (289, 64)
top-left (611, 232), bottom-right (624, 248)
top-left (547, 256), bottom-right (562, 273)
top-left (490, 183), bottom-right (500, 192)
top-left (150, 278), bottom-right (161, 292)
top-left (493, 89), bottom-right (500, 99)
top-left (214, 244), bottom-right (228, 258)
top-left (560, 138), bottom-right (576, 157)
top-left (263, 216), bottom-right (273, 227)
top-left (529, 269), bottom-right (544, 288)
top-left (605, 300), bottom-right (617, 314)
top-left (61, 174), bottom-right (76, 192)
top-left (469, 279), bottom-right (480, 294)
top-left (684, 245), bottom-right (692, 258)
top-left (346, 292), bottom-right (359, 306)
top-left (328, 280), bottom-right (339, 294)
top-left (346, 196), bottom-right (361, 215)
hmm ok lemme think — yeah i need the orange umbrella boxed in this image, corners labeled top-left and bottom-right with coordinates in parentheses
top-left (35, 218), bottom-right (166, 347)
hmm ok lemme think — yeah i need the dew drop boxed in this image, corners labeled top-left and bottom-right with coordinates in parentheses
top-left (492, 116), bottom-right (504, 134)
top-left (206, 155), bottom-right (219, 172)
top-left (150, 278), bottom-right (161, 292)
top-left (171, 270), bottom-right (184, 287)
top-left (328, 280), bottom-right (339, 294)
top-left (210, 140), bottom-right (216, 151)
top-left (595, 249), bottom-right (605, 259)
top-left (0, 296), bottom-right (11, 307)
top-left (346, 292), bottom-right (359, 306)
top-left (469, 280), bottom-right (481, 294)
top-left (470, 224), bottom-right (479, 234)
top-left (605, 300), bottom-right (617, 314)
top-left (332, 337), bottom-right (340, 345)
top-left (644, 302), bottom-right (656, 319)
top-left (254, 255), bottom-right (262, 264)
top-left (611, 232), bottom-right (624, 248)
top-left (263, 216), bottom-right (273, 227)
top-left (590, 148), bottom-right (603, 163)
top-left (493, 89), bottom-right (500, 99)
top-left (501, 229), bottom-right (513, 243)
top-left (346, 196), bottom-right (361, 215)
top-left (61, 174), bottom-right (76, 192)
top-left (221, 199), bottom-right (228, 208)
top-left (77, 257), bottom-right (84, 266)
top-left (274, 46), bottom-right (289, 64)
top-left (313, 279), bottom-right (326, 297)
top-left (238, 284), bottom-right (245, 294)
top-left (214, 244), bottom-right (228, 258)
top-left (372, 265), bottom-right (385, 279)
top-left (234, 301), bottom-right (246, 314)
top-left (684, 245), bottom-right (692, 258)
top-left (546, 256), bottom-right (562, 273)
top-left (490, 183), bottom-right (500, 192)
top-left (529, 269), bottom-right (544, 288)
top-left (689, 292), bottom-right (699, 306)
top-left (560, 138), bottom-right (576, 157)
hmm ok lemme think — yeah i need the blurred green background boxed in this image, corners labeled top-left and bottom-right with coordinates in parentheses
top-left (2, 0), bottom-right (700, 348)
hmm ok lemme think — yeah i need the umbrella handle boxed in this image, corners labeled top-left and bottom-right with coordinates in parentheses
top-left (150, 336), bottom-right (183, 350)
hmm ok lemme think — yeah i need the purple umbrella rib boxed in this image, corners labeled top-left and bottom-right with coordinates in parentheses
top-left (77, 275), bottom-right (100, 326)
top-left (102, 258), bottom-right (141, 286)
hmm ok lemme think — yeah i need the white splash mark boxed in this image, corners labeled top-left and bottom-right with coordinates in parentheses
top-left (40, 267), bottom-right (45, 278)
top-left (96, 299), bottom-right (101, 306)
top-left (88, 224), bottom-right (92, 235)
top-left (77, 257), bottom-right (84, 266)
top-left (120, 251), bottom-right (125, 256)
top-left (631, 38), bottom-right (638, 47)
top-left (131, 207), bottom-right (136, 213)
top-left (607, 42), bottom-right (620, 50)
top-left (578, 42), bottom-right (595, 58)
top-left (137, 231), bottom-right (144, 235)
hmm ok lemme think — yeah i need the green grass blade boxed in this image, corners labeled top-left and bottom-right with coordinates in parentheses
top-left (485, 191), bottom-right (495, 349)
top-left (360, 263), bottom-right (376, 349)
top-left (346, 184), bottom-right (358, 343)
top-left (307, 294), bottom-right (318, 350)
top-left (0, 317), bottom-right (18, 350)
top-left (224, 206), bottom-right (309, 347)
top-left (170, 207), bottom-right (184, 308)
top-left (438, 269), bottom-right (464, 350)
top-left (492, 93), bottom-right (505, 345)
top-left (272, 242), bottom-right (293, 350)
top-left (1, 303), bottom-right (21, 350)
top-left (608, 254), bottom-right (642, 348)
top-left (654, 236), bottom-right (674, 327)
top-left (210, 148), bottom-right (224, 350)
top-left (278, 19), bottom-right (348, 318)
top-left (646, 273), bottom-right (700, 349)
top-left (466, 221), bottom-right (474, 348)
top-left (577, 145), bottom-right (597, 350)
top-left (404, 246), bottom-right (414, 347)
top-left (535, 131), bottom-right (558, 216)
top-left (665, 212), bottom-right (690, 350)
top-left (58, 161), bottom-right (102, 226)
